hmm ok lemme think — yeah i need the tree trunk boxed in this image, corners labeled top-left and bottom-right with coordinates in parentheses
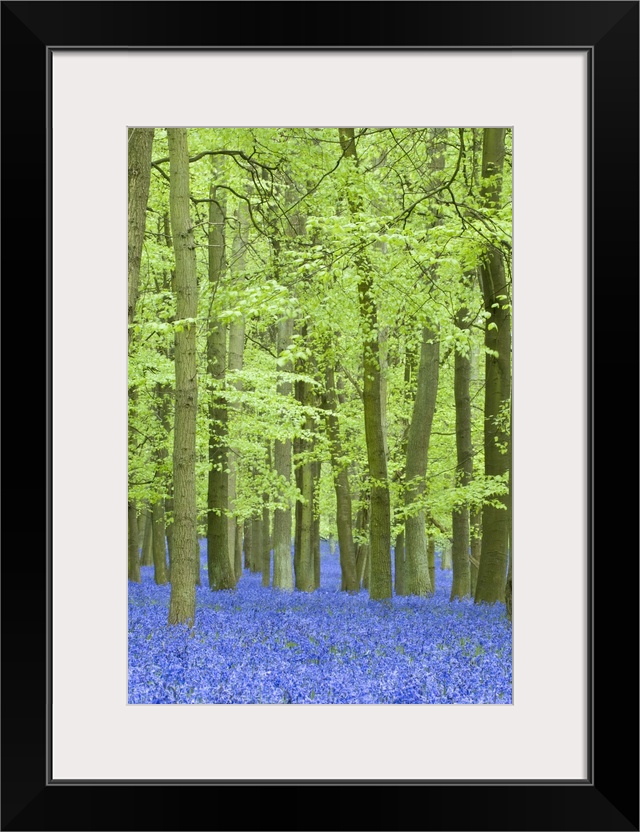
top-left (339, 127), bottom-right (392, 600)
top-left (137, 507), bottom-right (147, 550)
top-left (251, 514), bottom-right (263, 575)
top-left (451, 306), bottom-right (473, 600)
top-left (140, 505), bottom-right (153, 566)
top-left (243, 519), bottom-right (252, 571)
top-left (128, 128), bottom-right (154, 344)
top-left (165, 493), bottom-right (174, 580)
top-left (312, 461), bottom-right (321, 589)
top-left (262, 477), bottom-right (271, 587)
top-left (296, 383), bottom-right (314, 591)
top-left (227, 206), bottom-right (248, 581)
top-left (128, 501), bottom-right (141, 582)
top-left (167, 128), bottom-right (197, 627)
top-left (152, 500), bottom-right (168, 585)
top-left (505, 394), bottom-right (513, 621)
top-left (428, 537), bottom-right (436, 596)
top-left (323, 362), bottom-right (358, 592)
top-left (475, 128), bottom-right (511, 606)
top-left (228, 315), bottom-right (245, 582)
top-left (293, 431), bottom-right (303, 582)
top-left (441, 540), bottom-right (453, 570)
top-left (394, 530), bottom-right (405, 596)
top-left (127, 130), bottom-right (154, 579)
top-left (470, 511), bottom-right (481, 595)
top-left (404, 327), bottom-right (439, 596)
top-left (194, 538), bottom-right (201, 587)
top-left (273, 317), bottom-right (294, 590)
top-left (207, 185), bottom-right (235, 591)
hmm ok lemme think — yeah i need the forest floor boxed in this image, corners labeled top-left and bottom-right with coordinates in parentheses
top-left (129, 541), bottom-right (512, 704)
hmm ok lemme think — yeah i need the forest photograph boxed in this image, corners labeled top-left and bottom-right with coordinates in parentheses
top-left (128, 126), bottom-right (512, 705)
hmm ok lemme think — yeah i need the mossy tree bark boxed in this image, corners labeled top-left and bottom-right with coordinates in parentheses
top-left (206, 184), bottom-right (235, 591)
top-left (475, 128), bottom-right (511, 606)
top-left (167, 127), bottom-right (197, 627)
top-left (338, 127), bottom-right (392, 600)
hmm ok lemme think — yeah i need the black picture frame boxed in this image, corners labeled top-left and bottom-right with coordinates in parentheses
top-left (2, 2), bottom-right (638, 830)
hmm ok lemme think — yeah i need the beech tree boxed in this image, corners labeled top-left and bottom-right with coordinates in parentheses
top-left (474, 128), bottom-right (512, 606)
top-left (167, 127), bottom-right (198, 626)
top-left (206, 183), bottom-right (235, 590)
top-left (127, 127), bottom-right (154, 583)
top-left (338, 127), bottom-right (392, 601)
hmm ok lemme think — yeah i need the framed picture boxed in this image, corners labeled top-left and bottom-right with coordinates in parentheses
top-left (2, 2), bottom-right (637, 830)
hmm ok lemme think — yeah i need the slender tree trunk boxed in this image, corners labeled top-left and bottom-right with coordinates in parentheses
top-left (251, 514), bottom-right (263, 575)
top-left (140, 505), bottom-right (153, 566)
top-left (154, 385), bottom-right (173, 581)
top-left (128, 128), bottom-right (154, 344)
top-left (505, 393), bottom-right (513, 621)
top-left (469, 340), bottom-right (482, 594)
top-left (293, 355), bottom-right (316, 591)
top-left (128, 501), bottom-right (141, 582)
top-left (475, 128), bottom-right (511, 605)
top-left (127, 130), bottom-right (154, 580)
top-left (394, 346), bottom-right (415, 596)
top-left (312, 461), bottom-right (321, 589)
top-left (262, 486), bottom-right (271, 587)
top-left (207, 185), bottom-right (235, 591)
top-left (227, 206), bottom-right (248, 581)
top-left (442, 540), bottom-right (453, 570)
top-left (167, 128), bottom-right (197, 627)
top-left (165, 493), bottom-right (174, 580)
top-left (470, 510), bottom-right (481, 594)
top-left (273, 317), bottom-right (294, 590)
top-left (451, 307), bottom-right (473, 600)
top-left (323, 362), bottom-right (358, 591)
top-left (338, 128), bottom-right (392, 600)
top-left (293, 431), bottom-right (303, 582)
top-left (137, 508), bottom-right (147, 550)
top-left (228, 315), bottom-right (245, 581)
top-left (243, 519), bottom-right (252, 571)
top-left (296, 382), bottom-right (314, 591)
top-left (355, 502), bottom-right (370, 587)
top-left (394, 530), bottom-right (405, 596)
top-left (235, 525), bottom-right (243, 578)
top-left (152, 500), bottom-right (168, 585)
top-left (194, 538), bottom-right (201, 587)
top-left (428, 537), bottom-right (436, 596)
top-left (404, 327), bottom-right (439, 596)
